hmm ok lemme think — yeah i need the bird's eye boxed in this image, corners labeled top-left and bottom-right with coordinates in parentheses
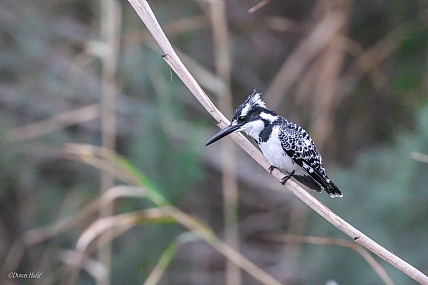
top-left (238, 116), bottom-right (245, 123)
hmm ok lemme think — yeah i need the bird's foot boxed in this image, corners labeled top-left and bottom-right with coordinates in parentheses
top-left (268, 165), bottom-right (278, 174)
top-left (280, 170), bottom-right (295, 185)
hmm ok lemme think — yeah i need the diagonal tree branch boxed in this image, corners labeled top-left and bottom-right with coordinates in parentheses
top-left (126, 0), bottom-right (428, 284)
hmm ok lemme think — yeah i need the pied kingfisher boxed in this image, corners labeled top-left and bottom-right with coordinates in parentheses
top-left (205, 90), bottom-right (343, 198)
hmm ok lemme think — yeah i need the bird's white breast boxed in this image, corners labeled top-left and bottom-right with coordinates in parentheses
top-left (258, 126), bottom-right (306, 176)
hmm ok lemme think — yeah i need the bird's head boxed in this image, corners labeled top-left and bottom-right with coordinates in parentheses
top-left (205, 90), bottom-right (277, 146)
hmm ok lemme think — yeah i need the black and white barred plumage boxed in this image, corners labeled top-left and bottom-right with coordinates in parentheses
top-left (206, 90), bottom-right (342, 198)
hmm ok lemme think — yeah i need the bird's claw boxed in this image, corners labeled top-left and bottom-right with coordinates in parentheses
top-left (280, 170), bottom-right (295, 185)
top-left (268, 165), bottom-right (278, 174)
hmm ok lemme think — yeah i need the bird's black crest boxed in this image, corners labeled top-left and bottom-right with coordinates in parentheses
top-left (233, 90), bottom-right (266, 119)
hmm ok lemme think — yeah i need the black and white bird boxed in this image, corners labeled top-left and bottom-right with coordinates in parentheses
top-left (205, 90), bottom-right (343, 198)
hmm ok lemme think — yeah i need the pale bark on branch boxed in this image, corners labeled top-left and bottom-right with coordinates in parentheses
top-left (126, 0), bottom-right (428, 284)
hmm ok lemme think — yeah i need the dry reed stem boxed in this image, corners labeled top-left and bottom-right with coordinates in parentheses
top-left (126, 0), bottom-right (428, 284)
top-left (97, 3), bottom-right (122, 284)
top-left (142, 235), bottom-right (186, 285)
top-left (60, 146), bottom-right (284, 285)
top-left (60, 250), bottom-right (109, 284)
top-left (410, 152), bottom-right (428, 164)
top-left (344, 23), bottom-right (415, 94)
top-left (209, 2), bottom-right (241, 285)
top-left (248, 0), bottom-right (271, 14)
top-left (264, 10), bottom-right (345, 107)
top-left (265, 234), bottom-right (395, 285)
top-left (76, 209), bottom-right (174, 252)
top-left (7, 104), bottom-right (101, 142)
top-left (24, 186), bottom-right (147, 246)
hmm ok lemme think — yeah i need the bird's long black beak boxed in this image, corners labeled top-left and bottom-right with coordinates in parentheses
top-left (205, 124), bottom-right (241, 146)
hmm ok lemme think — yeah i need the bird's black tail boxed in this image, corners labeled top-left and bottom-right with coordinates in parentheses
top-left (294, 175), bottom-right (343, 198)
top-left (294, 175), bottom-right (322, 192)
top-left (324, 180), bottom-right (343, 198)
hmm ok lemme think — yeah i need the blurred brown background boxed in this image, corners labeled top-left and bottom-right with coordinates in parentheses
top-left (1, 1), bottom-right (428, 285)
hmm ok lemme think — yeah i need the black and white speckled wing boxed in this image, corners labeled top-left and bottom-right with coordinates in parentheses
top-left (277, 119), bottom-right (342, 197)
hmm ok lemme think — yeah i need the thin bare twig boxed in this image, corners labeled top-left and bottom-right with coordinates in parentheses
top-left (6, 104), bottom-right (101, 142)
top-left (248, 0), bottom-right (271, 14)
top-left (410, 152), bottom-right (428, 164)
top-left (265, 234), bottom-right (395, 285)
top-left (126, 0), bottom-right (428, 284)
